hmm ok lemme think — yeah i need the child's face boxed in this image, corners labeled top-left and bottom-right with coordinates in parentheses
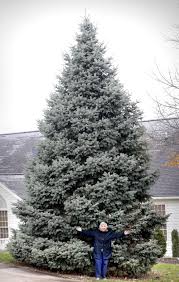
top-left (99, 222), bottom-right (108, 232)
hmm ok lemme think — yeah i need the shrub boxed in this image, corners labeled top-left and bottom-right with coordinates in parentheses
top-left (171, 229), bottom-right (179, 257)
top-left (153, 228), bottom-right (166, 257)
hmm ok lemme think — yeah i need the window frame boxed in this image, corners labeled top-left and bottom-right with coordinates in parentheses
top-left (0, 209), bottom-right (9, 239)
top-left (153, 204), bottom-right (167, 239)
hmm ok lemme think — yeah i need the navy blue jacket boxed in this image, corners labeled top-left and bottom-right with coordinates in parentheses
top-left (80, 229), bottom-right (125, 259)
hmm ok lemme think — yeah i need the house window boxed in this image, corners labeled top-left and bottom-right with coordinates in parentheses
top-left (0, 211), bottom-right (8, 238)
top-left (0, 194), bottom-right (8, 239)
top-left (153, 204), bottom-right (167, 239)
top-left (153, 204), bottom-right (165, 216)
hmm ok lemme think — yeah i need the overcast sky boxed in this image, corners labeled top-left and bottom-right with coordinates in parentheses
top-left (1, 0), bottom-right (179, 134)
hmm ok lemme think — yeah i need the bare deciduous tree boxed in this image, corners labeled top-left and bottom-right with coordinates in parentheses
top-left (152, 27), bottom-right (179, 129)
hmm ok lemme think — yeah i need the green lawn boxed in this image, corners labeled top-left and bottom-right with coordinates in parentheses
top-left (0, 251), bottom-right (15, 263)
top-left (0, 252), bottom-right (179, 281)
top-left (150, 263), bottom-right (179, 282)
top-left (88, 263), bottom-right (179, 282)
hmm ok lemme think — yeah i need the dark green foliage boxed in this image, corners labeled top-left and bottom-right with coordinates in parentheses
top-left (153, 228), bottom-right (166, 257)
top-left (9, 17), bottom-right (166, 277)
top-left (9, 233), bottom-right (92, 272)
top-left (171, 229), bottom-right (179, 257)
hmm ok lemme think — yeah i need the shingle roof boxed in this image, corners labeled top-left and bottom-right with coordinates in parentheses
top-left (0, 120), bottom-right (178, 198)
top-left (0, 131), bottom-right (41, 174)
top-left (0, 131), bottom-right (41, 198)
top-left (0, 175), bottom-right (26, 199)
top-left (143, 119), bottom-right (179, 197)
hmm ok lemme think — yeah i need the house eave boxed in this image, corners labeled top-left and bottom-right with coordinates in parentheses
top-left (152, 196), bottom-right (179, 200)
top-left (0, 181), bottom-right (22, 201)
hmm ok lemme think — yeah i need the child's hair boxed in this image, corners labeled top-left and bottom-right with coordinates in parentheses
top-left (99, 222), bottom-right (108, 227)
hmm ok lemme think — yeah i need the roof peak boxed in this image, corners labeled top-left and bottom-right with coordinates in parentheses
top-left (0, 130), bottom-right (39, 136)
top-left (1, 118), bottom-right (179, 136)
top-left (142, 117), bottom-right (179, 123)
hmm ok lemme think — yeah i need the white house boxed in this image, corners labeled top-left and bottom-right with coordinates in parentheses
top-left (0, 131), bottom-right (41, 249)
top-left (0, 119), bottom-right (179, 256)
top-left (0, 181), bottom-right (21, 249)
top-left (144, 119), bottom-right (179, 257)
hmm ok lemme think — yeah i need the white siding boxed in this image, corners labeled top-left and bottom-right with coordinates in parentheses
top-left (0, 183), bottom-right (21, 250)
top-left (153, 198), bottom-right (179, 257)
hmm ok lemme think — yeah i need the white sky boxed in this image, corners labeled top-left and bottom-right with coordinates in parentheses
top-left (0, 0), bottom-right (179, 133)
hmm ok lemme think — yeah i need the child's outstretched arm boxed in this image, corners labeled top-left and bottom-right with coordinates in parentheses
top-left (110, 229), bottom-right (131, 240)
top-left (76, 226), bottom-right (95, 237)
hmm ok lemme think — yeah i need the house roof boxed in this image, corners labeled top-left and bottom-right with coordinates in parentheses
top-left (143, 119), bottom-right (179, 197)
top-left (0, 120), bottom-right (178, 198)
top-left (0, 175), bottom-right (26, 199)
top-left (0, 131), bottom-right (41, 174)
top-left (0, 131), bottom-right (41, 198)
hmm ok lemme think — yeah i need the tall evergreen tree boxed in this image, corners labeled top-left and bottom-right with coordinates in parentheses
top-left (9, 18), bottom-right (165, 277)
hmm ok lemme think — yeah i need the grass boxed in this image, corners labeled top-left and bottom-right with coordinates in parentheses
top-left (150, 263), bottom-right (179, 282)
top-left (0, 251), bottom-right (15, 263)
top-left (88, 263), bottom-right (179, 282)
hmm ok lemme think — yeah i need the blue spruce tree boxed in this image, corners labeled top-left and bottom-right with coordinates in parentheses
top-left (9, 18), bottom-right (165, 277)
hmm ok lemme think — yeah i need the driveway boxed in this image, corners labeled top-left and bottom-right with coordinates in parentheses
top-left (0, 263), bottom-right (83, 282)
